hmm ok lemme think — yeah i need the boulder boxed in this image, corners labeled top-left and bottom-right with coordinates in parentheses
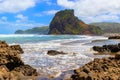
top-left (47, 50), bottom-right (67, 56)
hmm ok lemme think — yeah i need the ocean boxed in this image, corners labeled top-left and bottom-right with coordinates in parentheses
top-left (0, 34), bottom-right (119, 78)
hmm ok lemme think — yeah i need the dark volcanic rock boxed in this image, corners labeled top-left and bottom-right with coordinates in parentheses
top-left (103, 44), bottom-right (120, 52)
top-left (47, 50), bottom-right (67, 56)
top-left (0, 41), bottom-right (38, 79)
top-left (48, 9), bottom-right (102, 35)
top-left (70, 54), bottom-right (120, 80)
top-left (93, 46), bottom-right (106, 52)
top-left (109, 36), bottom-right (120, 39)
top-left (93, 43), bottom-right (120, 53)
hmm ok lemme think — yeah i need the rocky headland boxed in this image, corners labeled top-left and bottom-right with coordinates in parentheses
top-left (0, 41), bottom-right (38, 80)
top-left (48, 10), bottom-right (102, 35)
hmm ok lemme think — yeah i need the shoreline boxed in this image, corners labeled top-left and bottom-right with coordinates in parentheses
top-left (0, 35), bottom-right (120, 79)
top-left (20, 35), bottom-right (110, 79)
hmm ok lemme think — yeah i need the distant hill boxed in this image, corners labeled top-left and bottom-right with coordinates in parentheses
top-left (90, 22), bottom-right (120, 33)
top-left (15, 26), bottom-right (49, 34)
top-left (48, 9), bottom-right (103, 35)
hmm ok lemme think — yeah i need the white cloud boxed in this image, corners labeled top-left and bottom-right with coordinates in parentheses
top-left (0, 0), bottom-right (36, 13)
top-left (34, 13), bottom-right (42, 17)
top-left (40, 0), bottom-right (56, 5)
top-left (57, 0), bottom-right (75, 8)
top-left (10, 22), bottom-right (44, 28)
top-left (85, 14), bottom-right (119, 23)
top-left (43, 0), bottom-right (52, 5)
top-left (57, 0), bottom-right (120, 23)
top-left (15, 14), bottom-right (28, 22)
top-left (0, 21), bottom-right (46, 33)
top-left (44, 10), bottom-right (59, 15)
top-left (34, 13), bottom-right (43, 17)
top-left (0, 16), bottom-right (7, 22)
top-left (34, 10), bottom-right (59, 17)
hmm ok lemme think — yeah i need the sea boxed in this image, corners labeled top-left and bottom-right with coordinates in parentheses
top-left (0, 34), bottom-right (120, 79)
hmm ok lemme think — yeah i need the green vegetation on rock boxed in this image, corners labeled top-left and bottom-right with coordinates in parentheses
top-left (88, 25), bottom-right (103, 35)
top-left (15, 26), bottom-right (49, 34)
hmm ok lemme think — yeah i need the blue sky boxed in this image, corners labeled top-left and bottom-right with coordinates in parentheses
top-left (0, 0), bottom-right (62, 34)
top-left (0, 0), bottom-right (120, 34)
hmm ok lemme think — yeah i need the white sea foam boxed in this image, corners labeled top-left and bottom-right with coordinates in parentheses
top-left (0, 34), bottom-right (109, 77)
top-left (20, 35), bottom-right (108, 76)
top-left (0, 34), bottom-right (37, 37)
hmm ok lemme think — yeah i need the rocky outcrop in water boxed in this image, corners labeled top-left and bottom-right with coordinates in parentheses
top-left (0, 41), bottom-right (38, 80)
top-left (48, 10), bottom-right (103, 35)
top-left (47, 50), bottom-right (67, 56)
top-left (93, 43), bottom-right (120, 54)
top-left (109, 36), bottom-right (120, 39)
top-left (70, 53), bottom-right (120, 80)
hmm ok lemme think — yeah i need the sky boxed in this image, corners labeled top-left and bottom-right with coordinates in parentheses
top-left (0, 0), bottom-right (120, 34)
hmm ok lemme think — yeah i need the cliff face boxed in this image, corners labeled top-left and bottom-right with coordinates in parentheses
top-left (48, 10), bottom-right (102, 35)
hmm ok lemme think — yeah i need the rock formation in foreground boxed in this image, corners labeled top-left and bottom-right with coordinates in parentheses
top-left (48, 10), bottom-right (103, 35)
top-left (0, 41), bottom-right (38, 80)
top-left (70, 53), bottom-right (120, 80)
